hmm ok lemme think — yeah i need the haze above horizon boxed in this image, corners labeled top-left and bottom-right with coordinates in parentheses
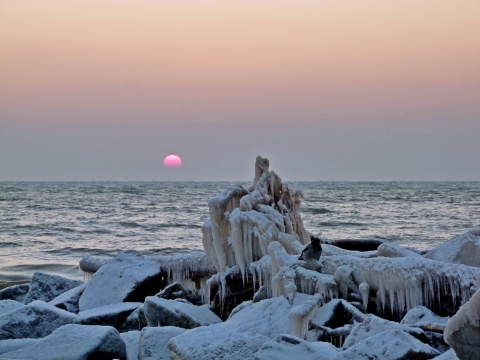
top-left (1, 1), bottom-right (479, 181)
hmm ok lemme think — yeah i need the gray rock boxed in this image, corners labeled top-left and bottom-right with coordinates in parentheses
top-left (0, 300), bottom-right (79, 340)
top-left (0, 300), bottom-right (24, 317)
top-left (120, 306), bottom-right (144, 332)
top-left (143, 297), bottom-right (221, 329)
top-left (254, 334), bottom-right (339, 360)
top-left (0, 339), bottom-right (38, 356)
top-left (139, 326), bottom-right (186, 360)
top-left (48, 282), bottom-right (87, 313)
top-left (120, 330), bottom-right (141, 360)
top-left (0, 284), bottom-right (29, 303)
top-left (78, 251), bottom-right (163, 311)
top-left (0, 324), bottom-right (126, 360)
top-left (79, 302), bottom-right (142, 329)
top-left (23, 272), bottom-right (83, 305)
top-left (332, 329), bottom-right (439, 360)
top-left (444, 287), bottom-right (480, 360)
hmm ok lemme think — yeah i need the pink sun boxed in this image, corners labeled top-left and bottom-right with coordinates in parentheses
top-left (163, 154), bottom-right (182, 168)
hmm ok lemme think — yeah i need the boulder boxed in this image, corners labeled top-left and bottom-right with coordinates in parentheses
top-left (143, 297), bottom-right (221, 329)
top-left (155, 282), bottom-right (202, 306)
top-left (48, 282), bottom-right (87, 313)
top-left (0, 284), bottom-right (29, 303)
top-left (343, 314), bottom-right (429, 349)
top-left (78, 251), bottom-right (163, 311)
top-left (0, 324), bottom-right (126, 360)
top-left (0, 300), bottom-right (24, 317)
top-left (431, 349), bottom-right (459, 359)
top-left (253, 334), bottom-right (339, 360)
top-left (120, 330), bottom-right (141, 360)
top-left (23, 272), bottom-right (83, 305)
top-left (425, 229), bottom-right (480, 267)
top-left (401, 306), bottom-right (448, 331)
top-left (79, 302), bottom-right (142, 329)
top-left (0, 300), bottom-right (79, 340)
top-left (168, 293), bottom-right (314, 360)
top-left (120, 306), bottom-right (144, 332)
top-left (139, 326), bottom-right (186, 360)
top-left (333, 329), bottom-right (439, 360)
top-left (444, 287), bottom-right (480, 360)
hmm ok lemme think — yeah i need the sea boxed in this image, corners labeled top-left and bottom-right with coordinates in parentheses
top-left (1, 181), bottom-right (479, 288)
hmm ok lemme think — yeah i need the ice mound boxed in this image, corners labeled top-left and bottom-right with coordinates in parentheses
top-left (425, 229), bottom-right (480, 267)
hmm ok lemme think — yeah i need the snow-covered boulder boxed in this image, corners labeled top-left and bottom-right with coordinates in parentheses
top-left (139, 326), bottom-right (186, 360)
top-left (0, 300), bottom-right (79, 340)
top-left (0, 284), bottom-right (29, 303)
top-left (143, 297), bottom-right (221, 329)
top-left (0, 339), bottom-right (38, 356)
top-left (425, 229), bottom-right (480, 267)
top-left (333, 329), bottom-right (439, 360)
top-left (120, 330), bottom-right (140, 360)
top-left (253, 334), bottom-right (339, 360)
top-left (0, 300), bottom-right (24, 317)
top-left (168, 293), bottom-right (314, 360)
top-left (432, 349), bottom-right (459, 360)
top-left (23, 272), bottom-right (82, 305)
top-left (79, 302), bottom-right (142, 329)
top-left (48, 282), bottom-right (87, 313)
top-left (343, 314), bottom-right (428, 349)
top-left (0, 324), bottom-right (126, 360)
top-left (401, 306), bottom-right (449, 331)
top-left (78, 251), bottom-right (162, 311)
top-left (377, 242), bottom-right (423, 258)
top-left (444, 287), bottom-right (480, 360)
top-left (120, 306), bottom-right (144, 332)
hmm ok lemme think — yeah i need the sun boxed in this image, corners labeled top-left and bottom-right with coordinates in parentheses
top-left (163, 154), bottom-right (182, 168)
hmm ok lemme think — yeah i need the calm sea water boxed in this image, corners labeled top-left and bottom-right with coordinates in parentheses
top-left (1, 181), bottom-right (479, 286)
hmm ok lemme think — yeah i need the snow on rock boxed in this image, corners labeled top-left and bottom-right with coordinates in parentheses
top-left (444, 287), bottom-right (480, 360)
top-left (0, 300), bottom-right (79, 340)
top-left (253, 334), bottom-right (339, 360)
top-left (139, 326), bottom-right (186, 360)
top-left (143, 297), bottom-right (221, 329)
top-left (120, 330), bottom-right (140, 360)
top-left (377, 242), bottom-right (423, 258)
top-left (401, 306), bottom-right (449, 330)
top-left (332, 329), bottom-right (439, 360)
top-left (23, 272), bottom-right (83, 305)
top-left (155, 282), bottom-right (202, 306)
top-left (79, 302), bottom-right (142, 329)
top-left (322, 254), bottom-right (480, 316)
top-left (0, 300), bottom-right (24, 317)
top-left (0, 284), bottom-right (29, 303)
top-left (342, 314), bottom-right (428, 349)
top-left (168, 293), bottom-right (314, 360)
top-left (0, 324), bottom-right (126, 360)
top-left (0, 339), bottom-right (38, 356)
top-left (321, 244), bottom-right (377, 258)
top-left (78, 251), bottom-right (162, 311)
top-left (48, 282), bottom-right (87, 313)
top-left (425, 229), bottom-right (480, 267)
top-left (432, 349), bottom-right (459, 360)
top-left (120, 306), bottom-right (144, 332)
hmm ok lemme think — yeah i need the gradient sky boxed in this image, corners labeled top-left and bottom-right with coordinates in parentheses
top-left (1, 0), bottom-right (479, 181)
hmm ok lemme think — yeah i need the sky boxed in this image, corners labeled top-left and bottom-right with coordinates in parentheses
top-left (1, 0), bottom-right (479, 181)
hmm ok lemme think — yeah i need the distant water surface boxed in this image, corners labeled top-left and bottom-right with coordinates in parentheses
top-left (1, 181), bottom-right (479, 286)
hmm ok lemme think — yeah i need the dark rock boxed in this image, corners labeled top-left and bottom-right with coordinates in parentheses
top-left (23, 272), bottom-right (83, 305)
top-left (48, 283), bottom-right (87, 313)
top-left (0, 284), bottom-right (29, 303)
top-left (156, 282), bottom-right (202, 306)
top-left (0, 324), bottom-right (127, 360)
top-left (143, 297), bottom-right (221, 329)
